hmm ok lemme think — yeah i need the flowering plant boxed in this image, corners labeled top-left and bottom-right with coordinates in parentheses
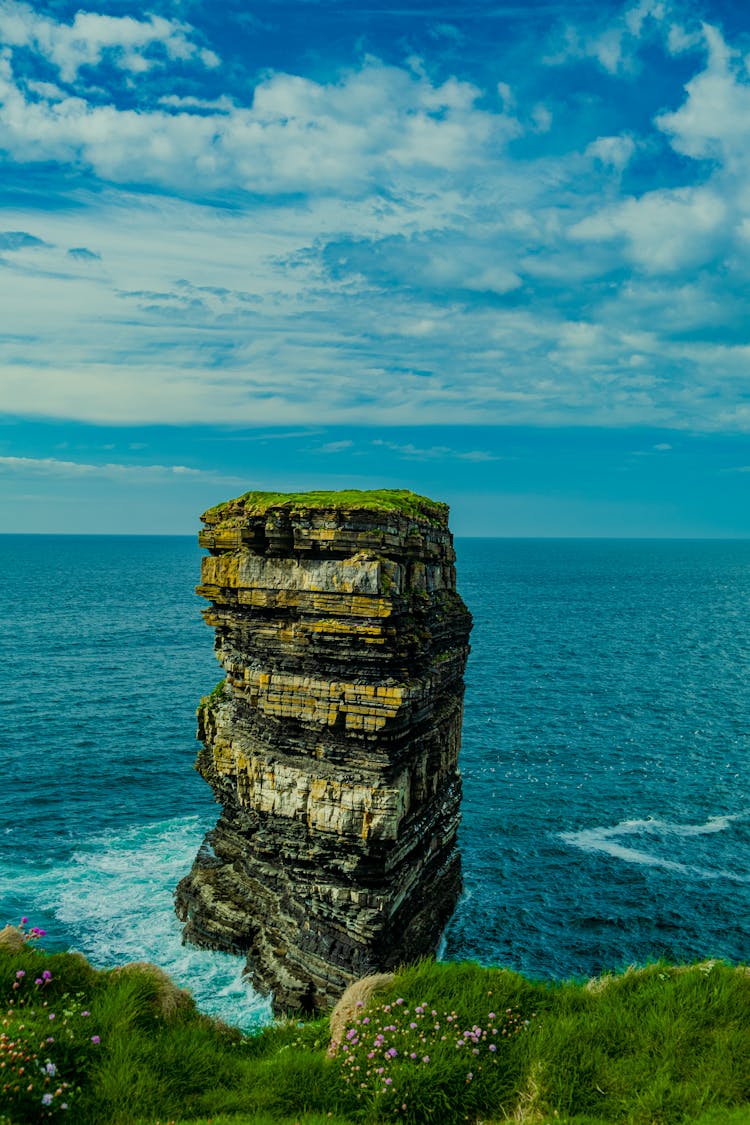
top-left (0, 919), bottom-right (102, 1122)
top-left (329, 995), bottom-right (532, 1121)
top-left (18, 918), bottom-right (46, 943)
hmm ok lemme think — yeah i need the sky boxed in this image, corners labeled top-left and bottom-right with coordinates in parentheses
top-left (1, 0), bottom-right (750, 535)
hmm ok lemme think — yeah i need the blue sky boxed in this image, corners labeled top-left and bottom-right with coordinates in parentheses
top-left (1, 0), bottom-right (750, 535)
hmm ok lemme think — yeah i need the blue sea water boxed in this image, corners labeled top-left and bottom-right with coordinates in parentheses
top-left (1, 536), bottom-right (748, 1028)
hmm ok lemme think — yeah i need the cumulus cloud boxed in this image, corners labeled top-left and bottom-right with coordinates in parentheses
top-left (585, 134), bottom-right (636, 171)
top-left (0, 1), bottom-right (218, 83)
top-left (0, 52), bottom-right (520, 196)
top-left (656, 23), bottom-right (750, 168)
top-left (569, 187), bottom-right (728, 273)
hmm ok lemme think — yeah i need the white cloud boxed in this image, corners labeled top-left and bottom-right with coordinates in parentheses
top-left (656, 24), bottom-right (750, 168)
top-left (497, 81), bottom-right (514, 110)
top-left (625, 0), bottom-right (667, 37)
top-left (592, 28), bottom-right (627, 74)
top-left (372, 440), bottom-right (497, 462)
top-left (429, 23), bottom-right (463, 44)
top-left (0, 55), bottom-right (520, 196)
top-left (585, 134), bottom-right (636, 171)
top-left (158, 94), bottom-right (234, 112)
top-left (319, 440), bottom-right (354, 453)
top-left (0, 455), bottom-right (217, 480)
top-left (544, 0), bottom-right (680, 75)
top-left (1, 171), bottom-right (747, 435)
top-left (0, 4), bottom-right (749, 439)
top-left (531, 104), bottom-right (552, 133)
top-left (417, 250), bottom-right (521, 295)
top-left (544, 22), bottom-right (628, 74)
top-left (0, 2), bottom-right (217, 83)
top-left (569, 187), bottom-right (728, 273)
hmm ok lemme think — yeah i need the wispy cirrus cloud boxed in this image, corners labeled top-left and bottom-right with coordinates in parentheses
top-left (318, 440), bottom-right (355, 453)
top-left (543, 0), bottom-right (675, 74)
top-left (0, 456), bottom-right (241, 483)
top-left (372, 440), bottom-right (498, 461)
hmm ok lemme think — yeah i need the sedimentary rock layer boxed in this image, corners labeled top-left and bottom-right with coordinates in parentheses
top-left (175, 490), bottom-right (472, 1013)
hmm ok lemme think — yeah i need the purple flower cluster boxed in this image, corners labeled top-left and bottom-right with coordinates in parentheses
top-left (18, 917), bottom-right (47, 942)
top-left (330, 995), bottom-right (533, 1116)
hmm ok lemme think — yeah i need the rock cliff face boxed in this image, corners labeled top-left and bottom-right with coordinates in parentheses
top-left (175, 489), bottom-right (472, 1014)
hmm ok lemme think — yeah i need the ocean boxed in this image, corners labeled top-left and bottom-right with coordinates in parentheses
top-left (2, 535), bottom-right (748, 1029)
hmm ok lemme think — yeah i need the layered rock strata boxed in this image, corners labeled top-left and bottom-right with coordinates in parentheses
top-left (175, 489), bottom-right (472, 1013)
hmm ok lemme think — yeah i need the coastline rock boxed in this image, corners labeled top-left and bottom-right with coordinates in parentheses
top-left (0, 925), bottom-right (25, 953)
top-left (329, 972), bottom-right (395, 1047)
top-left (175, 489), bottom-right (472, 1014)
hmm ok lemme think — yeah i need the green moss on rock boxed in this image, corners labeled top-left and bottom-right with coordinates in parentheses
top-left (202, 489), bottom-right (449, 529)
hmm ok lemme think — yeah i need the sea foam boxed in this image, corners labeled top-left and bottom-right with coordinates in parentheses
top-left (0, 815), bottom-right (272, 1029)
top-left (559, 812), bottom-right (750, 883)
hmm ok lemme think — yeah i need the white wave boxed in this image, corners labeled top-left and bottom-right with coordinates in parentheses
top-left (601, 811), bottom-right (750, 838)
top-left (0, 815), bottom-right (273, 1030)
top-left (559, 810), bottom-right (750, 883)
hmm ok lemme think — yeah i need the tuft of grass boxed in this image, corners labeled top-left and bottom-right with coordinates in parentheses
top-left (205, 680), bottom-right (227, 705)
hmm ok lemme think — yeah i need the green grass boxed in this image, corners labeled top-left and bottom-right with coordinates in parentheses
top-left (201, 489), bottom-right (449, 527)
top-left (1, 937), bottom-right (748, 1125)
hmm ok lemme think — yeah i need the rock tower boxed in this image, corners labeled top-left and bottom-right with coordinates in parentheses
top-left (175, 489), bottom-right (472, 1013)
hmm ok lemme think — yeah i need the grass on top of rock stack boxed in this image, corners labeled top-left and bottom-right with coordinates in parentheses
top-left (1, 923), bottom-right (749, 1125)
top-left (201, 488), bottom-right (449, 527)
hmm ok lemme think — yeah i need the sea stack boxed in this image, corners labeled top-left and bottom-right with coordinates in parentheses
top-left (175, 489), bottom-right (472, 1013)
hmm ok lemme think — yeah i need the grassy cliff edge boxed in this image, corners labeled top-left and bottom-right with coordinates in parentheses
top-left (1, 930), bottom-right (748, 1125)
